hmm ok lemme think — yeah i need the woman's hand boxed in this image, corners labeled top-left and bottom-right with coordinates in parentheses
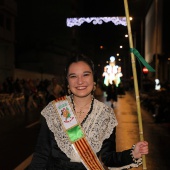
top-left (132, 141), bottom-right (149, 159)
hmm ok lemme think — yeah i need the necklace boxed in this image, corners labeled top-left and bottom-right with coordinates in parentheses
top-left (74, 100), bottom-right (92, 117)
top-left (71, 95), bottom-right (94, 124)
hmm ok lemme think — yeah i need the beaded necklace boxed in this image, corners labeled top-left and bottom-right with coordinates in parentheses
top-left (71, 95), bottom-right (94, 125)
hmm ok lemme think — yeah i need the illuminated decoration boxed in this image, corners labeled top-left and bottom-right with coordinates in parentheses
top-left (66, 17), bottom-right (127, 27)
top-left (155, 79), bottom-right (161, 90)
top-left (102, 56), bottom-right (123, 87)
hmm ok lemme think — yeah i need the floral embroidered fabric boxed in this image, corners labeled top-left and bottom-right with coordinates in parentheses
top-left (41, 95), bottom-right (118, 162)
top-left (41, 95), bottom-right (143, 169)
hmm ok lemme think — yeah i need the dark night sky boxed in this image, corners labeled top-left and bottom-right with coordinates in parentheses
top-left (16, 1), bottom-right (71, 50)
top-left (15, 1), bottom-right (132, 58)
top-left (14, 0), bottom-right (149, 75)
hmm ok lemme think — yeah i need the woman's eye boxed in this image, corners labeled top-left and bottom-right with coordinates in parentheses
top-left (84, 73), bottom-right (91, 77)
top-left (83, 72), bottom-right (91, 77)
top-left (69, 75), bottom-right (77, 78)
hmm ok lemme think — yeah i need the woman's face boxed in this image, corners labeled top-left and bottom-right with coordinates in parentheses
top-left (67, 61), bottom-right (94, 97)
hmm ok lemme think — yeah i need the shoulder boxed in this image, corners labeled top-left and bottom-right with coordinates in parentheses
top-left (94, 98), bottom-right (113, 112)
top-left (41, 98), bottom-right (64, 131)
top-left (42, 95), bottom-right (70, 117)
top-left (41, 100), bottom-right (55, 117)
top-left (93, 99), bottom-right (118, 124)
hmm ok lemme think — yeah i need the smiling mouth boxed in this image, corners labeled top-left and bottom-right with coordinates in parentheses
top-left (76, 86), bottom-right (86, 90)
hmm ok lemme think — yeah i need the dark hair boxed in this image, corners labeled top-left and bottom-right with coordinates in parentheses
top-left (64, 54), bottom-right (96, 95)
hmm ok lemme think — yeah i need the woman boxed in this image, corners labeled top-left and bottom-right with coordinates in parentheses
top-left (28, 54), bottom-right (148, 170)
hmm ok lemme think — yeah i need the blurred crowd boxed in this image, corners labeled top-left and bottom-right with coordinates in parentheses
top-left (140, 79), bottom-right (170, 123)
top-left (0, 76), bottom-right (64, 102)
top-left (0, 76), bottom-right (170, 124)
top-left (0, 77), bottom-right (64, 120)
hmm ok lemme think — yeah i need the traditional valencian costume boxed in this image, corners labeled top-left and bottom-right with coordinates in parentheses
top-left (28, 95), bottom-right (142, 170)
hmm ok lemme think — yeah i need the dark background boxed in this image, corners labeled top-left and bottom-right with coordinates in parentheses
top-left (14, 0), bottom-right (151, 79)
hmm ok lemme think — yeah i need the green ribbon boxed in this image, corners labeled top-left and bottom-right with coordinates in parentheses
top-left (66, 125), bottom-right (84, 142)
top-left (130, 48), bottom-right (155, 72)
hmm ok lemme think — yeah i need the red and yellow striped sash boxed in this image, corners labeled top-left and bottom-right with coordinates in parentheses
top-left (53, 96), bottom-right (104, 170)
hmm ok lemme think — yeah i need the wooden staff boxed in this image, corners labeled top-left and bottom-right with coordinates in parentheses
top-left (123, 0), bottom-right (147, 169)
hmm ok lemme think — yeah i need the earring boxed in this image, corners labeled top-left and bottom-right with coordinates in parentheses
top-left (67, 85), bottom-right (71, 94)
top-left (93, 82), bottom-right (96, 91)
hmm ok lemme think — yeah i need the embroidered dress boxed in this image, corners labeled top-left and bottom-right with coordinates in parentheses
top-left (28, 95), bottom-right (142, 170)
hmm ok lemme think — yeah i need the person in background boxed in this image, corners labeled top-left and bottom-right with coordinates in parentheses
top-left (117, 82), bottom-right (126, 98)
top-left (28, 54), bottom-right (148, 170)
top-left (106, 80), bottom-right (118, 108)
top-left (46, 77), bottom-right (63, 103)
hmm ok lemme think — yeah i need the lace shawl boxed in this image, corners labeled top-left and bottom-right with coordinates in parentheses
top-left (41, 95), bottom-right (118, 162)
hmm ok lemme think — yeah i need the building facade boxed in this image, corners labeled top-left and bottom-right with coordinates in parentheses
top-left (0, 0), bottom-right (17, 83)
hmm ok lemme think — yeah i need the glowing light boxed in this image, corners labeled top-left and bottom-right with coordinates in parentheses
top-left (100, 45), bottom-right (104, 49)
top-left (66, 17), bottom-right (127, 27)
top-left (155, 79), bottom-right (161, 90)
top-left (110, 56), bottom-right (115, 62)
top-left (142, 67), bottom-right (149, 74)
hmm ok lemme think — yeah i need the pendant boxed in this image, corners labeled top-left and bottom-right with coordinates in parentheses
top-left (77, 110), bottom-right (84, 118)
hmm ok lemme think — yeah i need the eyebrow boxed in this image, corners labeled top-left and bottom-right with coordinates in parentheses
top-left (68, 71), bottom-right (92, 77)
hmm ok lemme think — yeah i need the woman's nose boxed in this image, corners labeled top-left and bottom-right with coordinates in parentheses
top-left (77, 76), bottom-right (83, 84)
